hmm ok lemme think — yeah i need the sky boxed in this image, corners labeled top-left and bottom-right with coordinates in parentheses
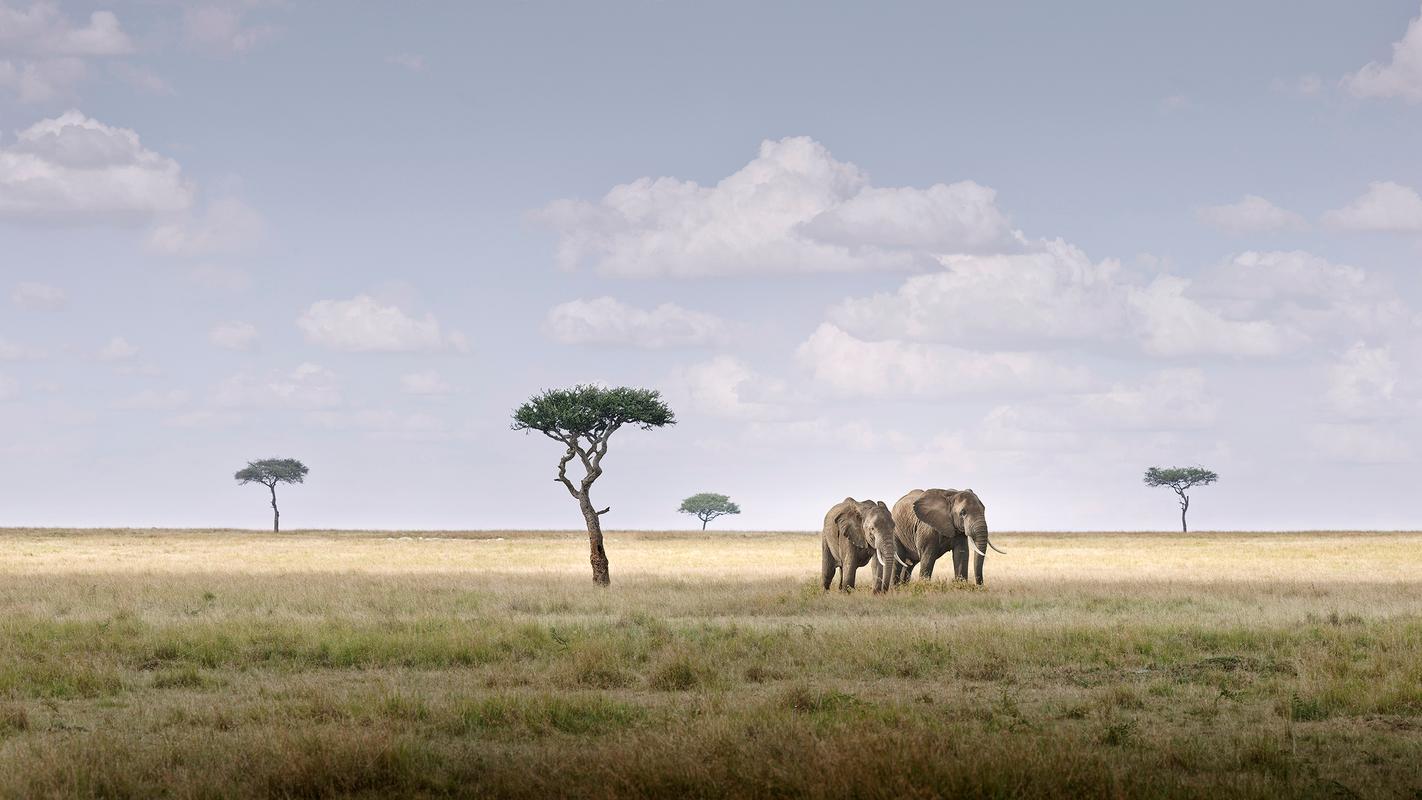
top-left (3, 1), bottom-right (1422, 532)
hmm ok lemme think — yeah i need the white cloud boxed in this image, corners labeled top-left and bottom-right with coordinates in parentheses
top-left (109, 62), bottom-right (172, 95)
top-left (1197, 195), bottom-right (1307, 234)
top-left (11, 281), bottom-right (65, 310)
top-left (828, 239), bottom-right (1296, 357)
top-left (1307, 423), bottom-right (1412, 464)
top-left (298, 295), bottom-right (468, 353)
top-left (671, 355), bottom-right (790, 420)
top-left (1325, 343), bottom-right (1402, 419)
top-left (97, 336), bottom-right (137, 361)
top-left (400, 370), bottom-right (451, 396)
top-left (215, 362), bottom-right (340, 410)
top-left (536, 136), bottom-right (1017, 278)
top-left (0, 56), bottom-right (83, 102)
top-left (1321, 181), bottom-right (1422, 233)
top-left (147, 197), bottom-right (265, 257)
top-left (385, 53), bottom-right (424, 71)
top-left (0, 336), bottom-right (44, 360)
top-left (182, 5), bottom-right (277, 55)
top-left (304, 409), bottom-right (451, 441)
top-left (209, 321), bottom-right (257, 351)
top-left (0, 111), bottom-right (193, 222)
top-left (1343, 5), bottom-right (1422, 103)
top-left (795, 323), bottom-right (1089, 399)
top-left (0, 3), bottom-right (133, 56)
top-left (0, 3), bottom-right (134, 102)
top-left (545, 296), bottom-right (728, 348)
top-left (984, 369), bottom-right (1218, 435)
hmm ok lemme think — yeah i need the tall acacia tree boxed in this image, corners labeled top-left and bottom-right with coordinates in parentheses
top-left (234, 458), bottom-right (309, 532)
top-left (678, 493), bottom-right (741, 530)
top-left (1143, 466), bottom-right (1218, 532)
top-left (513, 385), bottom-right (675, 586)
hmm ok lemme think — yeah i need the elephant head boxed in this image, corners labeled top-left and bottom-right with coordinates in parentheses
top-left (912, 489), bottom-right (1003, 585)
top-left (857, 500), bottom-right (900, 592)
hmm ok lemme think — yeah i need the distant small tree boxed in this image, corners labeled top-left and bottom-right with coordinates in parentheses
top-left (1143, 466), bottom-right (1218, 532)
top-left (678, 493), bottom-right (741, 530)
top-left (512, 385), bottom-right (675, 586)
top-left (234, 458), bottom-right (309, 532)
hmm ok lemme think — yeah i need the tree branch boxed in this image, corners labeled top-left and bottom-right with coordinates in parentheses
top-left (596, 506), bottom-right (610, 516)
top-left (554, 444), bottom-right (581, 499)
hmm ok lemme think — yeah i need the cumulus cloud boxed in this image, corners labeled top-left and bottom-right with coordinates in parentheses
top-left (209, 321), bottom-right (257, 351)
top-left (1343, 4), bottom-right (1422, 103)
top-left (1321, 181), bottom-right (1422, 233)
top-left (828, 240), bottom-right (1298, 357)
top-left (0, 2), bottom-right (135, 102)
top-left (1197, 195), bottom-right (1307, 234)
top-left (1307, 423), bottom-right (1412, 464)
top-left (536, 136), bottom-right (1018, 278)
top-left (147, 197), bottom-right (265, 257)
top-left (983, 369), bottom-right (1219, 436)
top-left (11, 281), bottom-right (65, 310)
top-left (400, 370), bottom-right (451, 396)
top-left (298, 295), bottom-right (468, 353)
top-left (0, 336), bottom-right (44, 360)
top-left (182, 5), bottom-right (277, 55)
top-left (215, 363), bottom-right (340, 410)
top-left (97, 336), bottom-right (137, 361)
top-left (545, 297), bottom-right (728, 348)
top-left (671, 355), bottom-right (791, 420)
top-left (0, 2), bottom-right (133, 56)
top-left (795, 323), bottom-right (1089, 399)
top-left (385, 53), bottom-right (424, 71)
top-left (0, 111), bottom-right (193, 222)
top-left (1324, 343), bottom-right (1402, 419)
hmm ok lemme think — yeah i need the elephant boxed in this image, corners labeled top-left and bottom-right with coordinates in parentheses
top-left (890, 488), bottom-right (1005, 586)
top-left (820, 497), bottom-right (904, 593)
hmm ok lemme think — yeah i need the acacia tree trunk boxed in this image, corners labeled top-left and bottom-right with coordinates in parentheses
top-left (578, 493), bottom-right (610, 586)
top-left (1178, 491), bottom-right (1189, 533)
top-left (701, 516), bottom-right (708, 531)
top-left (269, 483), bottom-right (280, 532)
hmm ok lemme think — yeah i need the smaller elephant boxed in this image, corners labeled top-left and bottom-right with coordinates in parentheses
top-left (821, 497), bottom-right (904, 593)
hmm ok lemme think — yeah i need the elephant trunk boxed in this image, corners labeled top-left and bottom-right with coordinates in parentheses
top-left (968, 518), bottom-right (989, 586)
top-left (875, 536), bottom-right (896, 593)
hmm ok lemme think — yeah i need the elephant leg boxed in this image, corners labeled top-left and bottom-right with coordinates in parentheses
top-left (951, 535), bottom-right (968, 581)
top-left (919, 549), bottom-right (940, 581)
top-left (821, 540), bottom-right (836, 591)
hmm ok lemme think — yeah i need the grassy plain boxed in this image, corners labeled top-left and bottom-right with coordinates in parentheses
top-left (0, 528), bottom-right (1420, 798)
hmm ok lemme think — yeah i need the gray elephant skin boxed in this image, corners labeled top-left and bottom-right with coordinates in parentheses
top-left (820, 497), bottom-right (899, 593)
top-left (890, 488), bottom-right (1004, 585)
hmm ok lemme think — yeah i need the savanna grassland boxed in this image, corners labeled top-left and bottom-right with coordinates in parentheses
top-left (1, 529), bottom-right (1420, 799)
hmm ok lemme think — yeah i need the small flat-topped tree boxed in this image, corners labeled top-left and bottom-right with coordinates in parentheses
top-left (1144, 466), bottom-right (1218, 532)
top-left (234, 458), bottom-right (309, 532)
top-left (512, 385), bottom-right (675, 586)
top-left (678, 493), bottom-right (741, 530)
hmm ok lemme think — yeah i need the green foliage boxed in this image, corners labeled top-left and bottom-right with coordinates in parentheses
top-left (511, 385), bottom-right (674, 439)
top-left (1143, 466), bottom-right (1218, 492)
top-left (234, 459), bottom-right (309, 487)
top-left (677, 493), bottom-right (741, 527)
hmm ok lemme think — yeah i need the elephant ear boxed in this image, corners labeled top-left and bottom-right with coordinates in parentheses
top-left (834, 506), bottom-right (867, 549)
top-left (913, 490), bottom-right (959, 535)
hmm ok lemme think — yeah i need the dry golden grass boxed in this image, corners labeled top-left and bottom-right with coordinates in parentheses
top-left (1, 528), bottom-right (1420, 798)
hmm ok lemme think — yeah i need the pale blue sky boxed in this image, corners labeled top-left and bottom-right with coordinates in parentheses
top-left (3, 1), bottom-right (1422, 531)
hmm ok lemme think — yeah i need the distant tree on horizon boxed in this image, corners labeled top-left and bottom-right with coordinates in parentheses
top-left (678, 493), bottom-right (741, 530)
top-left (512, 385), bottom-right (675, 586)
top-left (1143, 466), bottom-right (1217, 532)
top-left (234, 458), bottom-right (309, 532)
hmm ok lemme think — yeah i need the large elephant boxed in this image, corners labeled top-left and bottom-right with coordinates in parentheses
top-left (820, 497), bottom-right (901, 593)
top-left (890, 488), bottom-right (1004, 585)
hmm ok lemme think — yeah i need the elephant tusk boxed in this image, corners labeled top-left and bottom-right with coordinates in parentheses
top-left (875, 551), bottom-right (884, 566)
top-left (968, 540), bottom-right (987, 558)
top-left (988, 540), bottom-right (1007, 555)
top-left (895, 554), bottom-right (912, 568)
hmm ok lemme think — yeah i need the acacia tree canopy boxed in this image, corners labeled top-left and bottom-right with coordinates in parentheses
top-left (512, 385), bottom-right (675, 586)
top-left (678, 493), bottom-right (741, 529)
top-left (1143, 466), bottom-right (1217, 532)
top-left (234, 458), bottom-right (308, 532)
